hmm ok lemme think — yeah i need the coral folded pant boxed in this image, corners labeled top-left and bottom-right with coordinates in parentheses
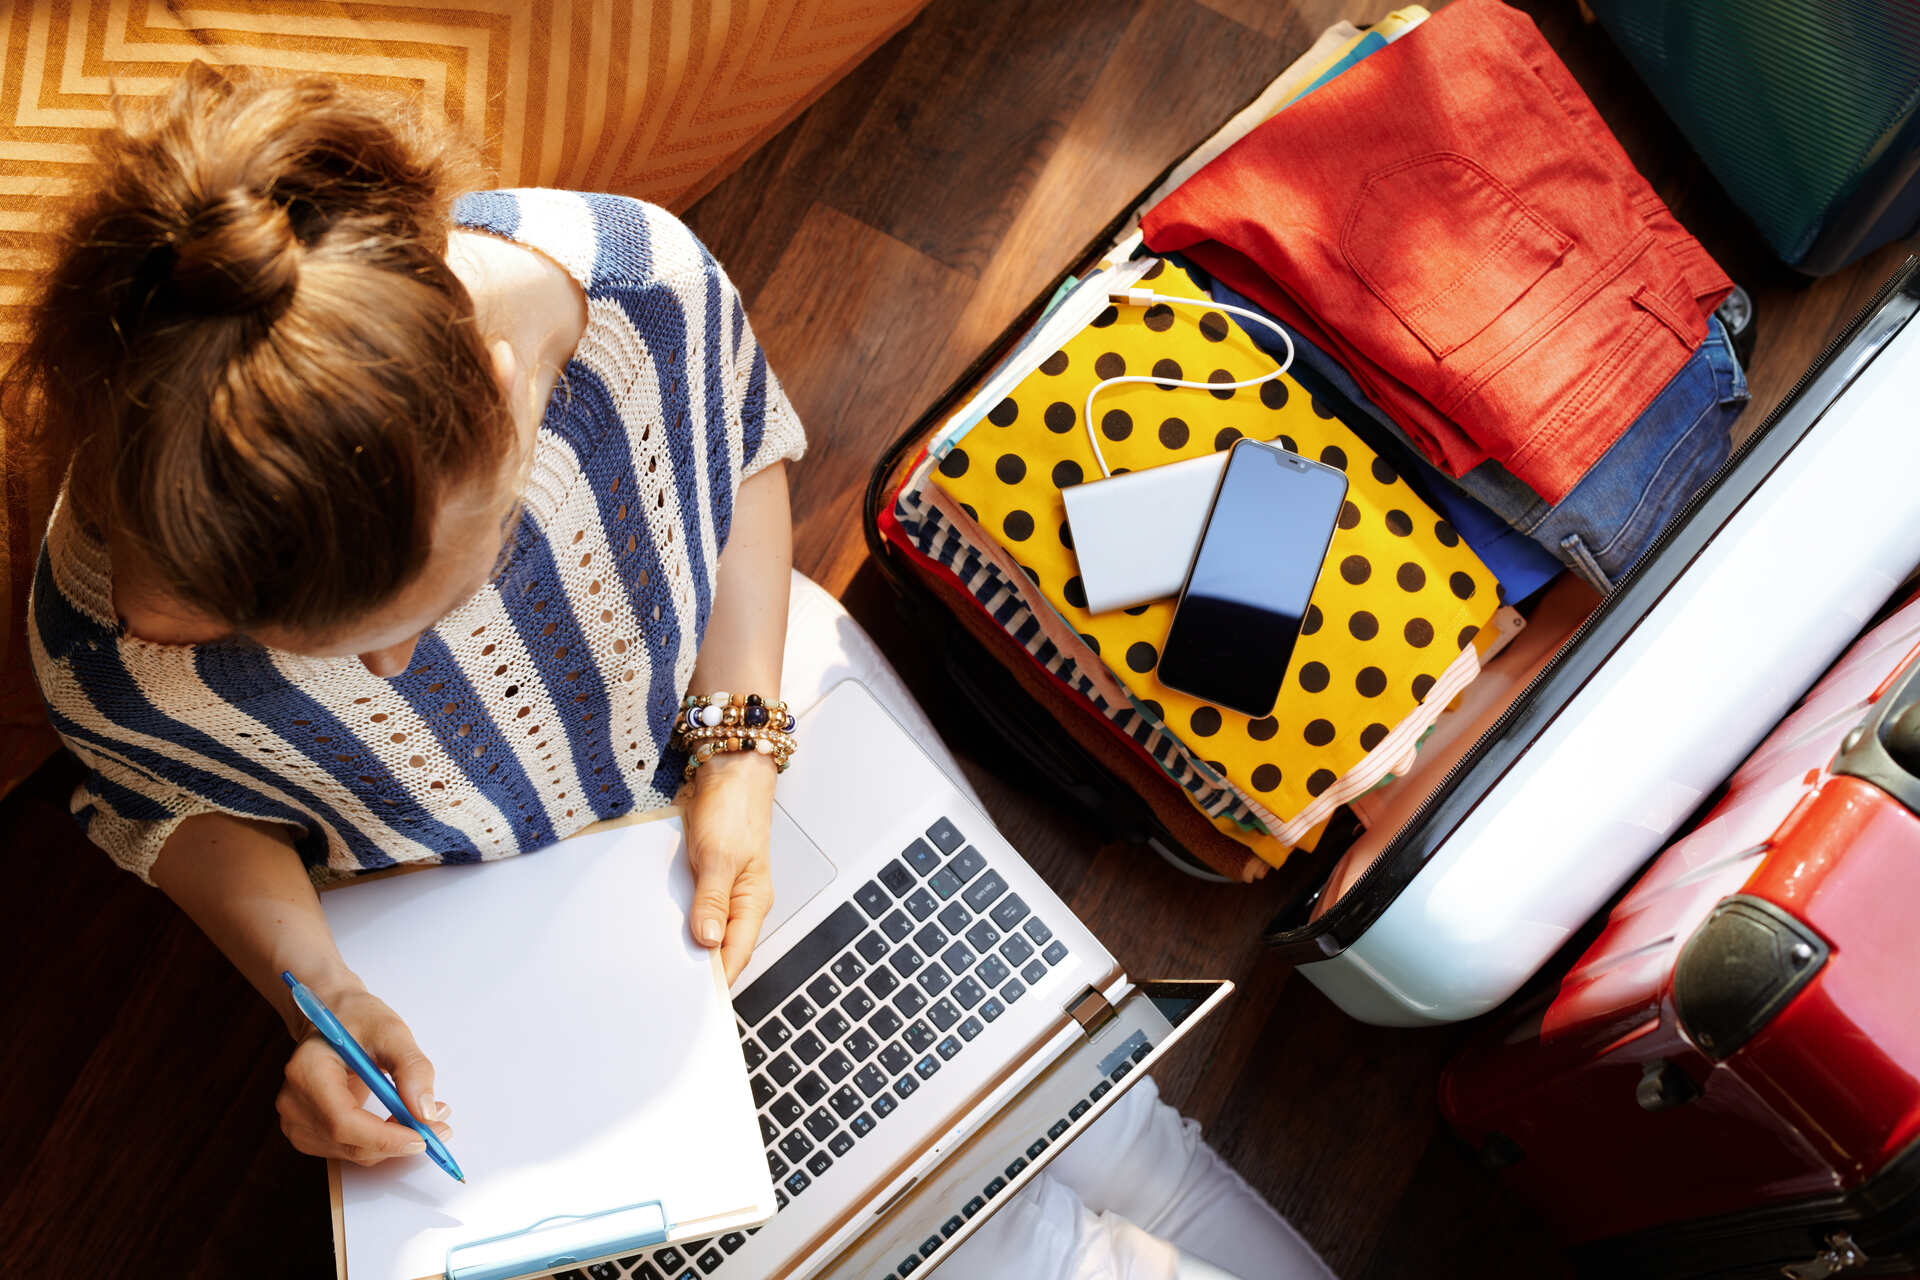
top-left (1142, 0), bottom-right (1731, 504)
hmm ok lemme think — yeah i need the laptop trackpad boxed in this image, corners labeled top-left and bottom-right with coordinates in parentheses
top-left (765, 802), bottom-right (837, 938)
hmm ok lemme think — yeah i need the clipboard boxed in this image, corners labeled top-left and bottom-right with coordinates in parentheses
top-left (323, 806), bottom-right (774, 1280)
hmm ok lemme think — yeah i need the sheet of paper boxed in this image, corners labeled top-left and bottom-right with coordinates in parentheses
top-left (322, 818), bottom-right (771, 1280)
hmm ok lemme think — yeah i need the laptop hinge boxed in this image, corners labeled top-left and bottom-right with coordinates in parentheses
top-left (1065, 986), bottom-right (1118, 1040)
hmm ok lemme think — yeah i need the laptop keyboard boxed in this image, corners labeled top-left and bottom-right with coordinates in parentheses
top-left (881, 1036), bottom-right (1155, 1279)
top-left (561, 815), bottom-right (1073, 1280)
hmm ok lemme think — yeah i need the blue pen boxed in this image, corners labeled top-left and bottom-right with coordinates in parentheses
top-left (281, 971), bottom-right (465, 1183)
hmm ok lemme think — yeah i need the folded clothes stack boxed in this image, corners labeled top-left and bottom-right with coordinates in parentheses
top-left (1142, 0), bottom-right (1746, 588)
top-left (888, 0), bottom-right (1749, 873)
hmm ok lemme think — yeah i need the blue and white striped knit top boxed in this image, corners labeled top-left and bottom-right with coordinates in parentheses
top-left (28, 190), bottom-right (806, 882)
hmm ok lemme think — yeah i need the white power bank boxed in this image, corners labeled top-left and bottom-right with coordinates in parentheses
top-left (1061, 451), bottom-right (1228, 614)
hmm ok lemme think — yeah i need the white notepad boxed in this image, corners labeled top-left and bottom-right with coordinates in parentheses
top-left (322, 816), bottom-right (774, 1280)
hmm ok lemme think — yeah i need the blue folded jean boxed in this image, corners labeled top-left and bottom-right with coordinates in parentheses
top-left (1448, 314), bottom-right (1749, 591)
top-left (1195, 259), bottom-right (1749, 595)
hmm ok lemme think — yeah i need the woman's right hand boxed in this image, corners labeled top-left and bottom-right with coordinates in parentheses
top-left (275, 983), bottom-right (453, 1166)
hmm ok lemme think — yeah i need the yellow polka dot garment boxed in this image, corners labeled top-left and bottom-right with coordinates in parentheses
top-left (932, 258), bottom-right (1500, 848)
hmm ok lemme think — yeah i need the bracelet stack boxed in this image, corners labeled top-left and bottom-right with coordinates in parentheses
top-left (672, 691), bottom-right (798, 782)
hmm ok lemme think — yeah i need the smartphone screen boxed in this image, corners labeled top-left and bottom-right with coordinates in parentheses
top-left (1157, 440), bottom-right (1350, 718)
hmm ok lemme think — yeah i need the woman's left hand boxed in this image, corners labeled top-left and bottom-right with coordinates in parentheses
top-left (684, 749), bottom-right (779, 984)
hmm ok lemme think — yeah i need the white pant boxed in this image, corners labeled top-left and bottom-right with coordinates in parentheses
top-left (938, 1079), bottom-right (1336, 1280)
top-left (781, 575), bottom-right (1335, 1280)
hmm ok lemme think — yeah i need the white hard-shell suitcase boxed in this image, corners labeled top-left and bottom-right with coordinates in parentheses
top-left (1264, 259), bottom-right (1920, 1026)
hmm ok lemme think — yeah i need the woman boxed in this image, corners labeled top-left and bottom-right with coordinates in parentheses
top-left (18, 65), bottom-right (1333, 1280)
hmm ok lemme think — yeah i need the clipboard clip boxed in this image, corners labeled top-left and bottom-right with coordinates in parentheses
top-left (445, 1200), bottom-right (672, 1280)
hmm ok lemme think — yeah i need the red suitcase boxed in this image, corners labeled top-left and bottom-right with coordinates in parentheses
top-left (1440, 590), bottom-right (1920, 1280)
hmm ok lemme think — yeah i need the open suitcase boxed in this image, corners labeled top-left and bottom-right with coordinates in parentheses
top-left (863, 17), bottom-right (1920, 1026)
top-left (1438, 586), bottom-right (1920, 1279)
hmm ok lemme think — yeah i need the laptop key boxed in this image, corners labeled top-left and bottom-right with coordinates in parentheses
top-left (820, 1049), bottom-right (854, 1082)
top-left (898, 1256), bottom-right (921, 1275)
top-left (856, 931), bottom-right (890, 963)
top-left (915, 1055), bottom-right (941, 1080)
top-left (928, 998), bottom-right (960, 1031)
top-left (942, 1214), bottom-right (966, 1238)
top-left (870, 1007), bottom-right (904, 1038)
top-left (697, 1247), bottom-right (725, 1273)
top-left (856, 1065), bottom-right (888, 1098)
top-left (831, 953), bottom-right (866, 985)
top-left (1111, 1060), bottom-right (1133, 1082)
top-left (874, 1092), bottom-right (899, 1118)
top-left (807, 1150), bottom-right (834, 1178)
top-left (1132, 1040), bottom-right (1153, 1063)
top-left (877, 858), bottom-right (915, 896)
top-left (782, 997), bottom-right (816, 1028)
top-left (889, 946), bottom-right (923, 978)
top-left (894, 1075), bottom-right (919, 1099)
top-left (742, 1038), bottom-right (766, 1069)
top-left (817, 1010), bottom-right (851, 1043)
top-left (950, 846), bottom-right (986, 883)
top-left (880, 910), bottom-right (914, 942)
top-left (768, 1052), bottom-right (800, 1086)
top-left (1005, 1155), bottom-right (1028, 1179)
top-left (770, 1093), bottom-right (804, 1127)
top-left (937, 901), bottom-right (972, 934)
top-left (751, 1074), bottom-right (775, 1108)
top-left (942, 942), bottom-right (975, 973)
top-left (975, 956), bottom-right (1010, 989)
top-left (1001, 979), bottom-right (1026, 1004)
top-left (1048, 1118), bottom-right (1071, 1140)
top-left (854, 880), bottom-right (890, 919)
top-left (985, 1175), bottom-right (1007, 1199)
top-left (757, 1018), bottom-right (791, 1052)
top-left (775, 1189), bottom-right (788, 1212)
top-left (829, 1130), bottom-right (855, 1158)
top-left (866, 967), bottom-right (901, 1000)
top-left (721, 1233), bottom-right (747, 1254)
top-left (830, 1084), bottom-right (862, 1118)
top-left (953, 977), bottom-right (985, 1010)
top-left (921, 1234), bottom-right (944, 1259)
top-left (965, 920), bottom-right (1000, 952)
top-left (807, 974), bottom-right (842, 1007)
top-left (990, 894), bottom-right (1030, 930)
top-left (1090, 1079), bottom-right (1112, 1101)
top-left (903, 836), bottom-right (942, 875)
top-left (879, 1044), bottom-right (913, 1075)
top-left (793, 1031), bottom-right (826, 1064)
top-left (893, 985), bottom-right (928, 1018)
top-left (926, 817), bottom-right (965, 853)
top-left (1023, 960), bottom-right (1047, 985)
top-left (1023, 917), bottom-right (1053, 945)
top-left (841, 989), bottom-right (876, 1023)
top-left (852, 1111), bottom-right (876, 1137)
top-left (634, 1264), bottom-right (665, 1280)
top-left (796, 1071), bottom-right (829, 1104)
top-left (805, 1108), bottom-right (836, 1141)
top-left (779, 1131), bottom-right (813, 1162)
top-left (785, 1170), bottom-right (811, 1197)
top-left (928, 867), bottom-right (963, 901)
top-left (1044, 940), bottom-right (1069, 966)
top-left (759, 1114), bottom-right (778, 1146)
top-left (912, 922), bottom-right (946, 955)
top-left (1027, 1137), bottom-right (1048, 1159)
top-left (904, 1019), bottom-right (937, 1052)
top-left (961, 870), bottom-right (1008, 912)
top-left (1070, 1099), bottom-right (1092, 1120)
top-left (964, 1195), bottom-right (987, 1218)
top-left (768, 1152), bottom-right (788, 1180)
top-left (937, 1035), bottom-right (962, 1060)
top-left (999, 935), bottom-right (1032, 966)
top-left (656, 1248), bottom-right (686, 1272)
top-left (905, 889), bottom-right (938, 921)
top-left (918, 966), bottom-right (952, 997)
top-left (979, 998), bottom-right (1004, 1023)
top-left (736, 902), bottom-right (864, 1025)
top-left (845, 1027), bottom-right (879, 1061)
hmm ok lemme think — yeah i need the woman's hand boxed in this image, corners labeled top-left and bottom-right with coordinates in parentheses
top-left (275, 981), bottom-right (453, 1166)
top-left (685, 749), bottom-right (779, 983)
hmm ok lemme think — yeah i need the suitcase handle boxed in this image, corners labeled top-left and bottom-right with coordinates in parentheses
top-left (1832, 652), bottom-right (1920, 814)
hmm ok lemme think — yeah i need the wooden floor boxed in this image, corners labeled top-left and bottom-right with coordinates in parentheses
top-left (3, 1), bottom-right (1913, 1277)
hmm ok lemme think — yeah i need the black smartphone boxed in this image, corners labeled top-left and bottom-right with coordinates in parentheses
top-left (1157, 438), bottom-right (1350, 718)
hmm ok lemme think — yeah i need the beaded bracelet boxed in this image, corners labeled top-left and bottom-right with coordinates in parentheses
top-left (672, 691), bottom-right (799, 781)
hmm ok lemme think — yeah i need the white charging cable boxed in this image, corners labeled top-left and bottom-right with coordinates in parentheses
top-left (1083, 288), bottom-right (1296, 478)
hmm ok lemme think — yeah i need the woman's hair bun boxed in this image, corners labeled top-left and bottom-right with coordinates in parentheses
top-left (167, 187), bottom-right (301, 315)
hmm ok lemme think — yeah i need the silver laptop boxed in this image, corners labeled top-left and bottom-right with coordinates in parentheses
top-left (579, 679), bottom-right (1231, 1280)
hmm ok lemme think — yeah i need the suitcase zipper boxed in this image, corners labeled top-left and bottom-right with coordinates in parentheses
top-left (1267, 255), bottom-right (1920, 959)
